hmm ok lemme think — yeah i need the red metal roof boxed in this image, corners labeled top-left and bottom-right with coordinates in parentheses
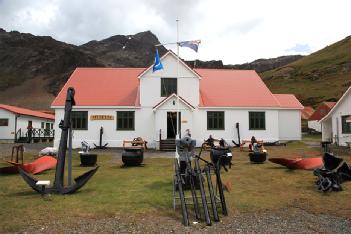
top-left (52, 67), bottom-right (302, 109)
top-left (0, 104), bottom-right (55, 120)
top-left (195, 69), bottom-right (302, 108)
top-left (309, 102), bottom-right (336, 121)
top-left (301, 106), bottom-right (315, 120)
top-left (273, 94), bottom-right (304, 109)
top-left (51, 68), bottom-right (144, 107)
top-left (324, 102), bottom-right (337, 109)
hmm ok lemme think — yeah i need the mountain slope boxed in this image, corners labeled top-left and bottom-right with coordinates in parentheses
top-left (261, 36), bottom-right (351, 106)
top-left (0, 29), bottom-right (165, 109)
top-left (0, 29), bottom-right (103, 99)
top-left (80, 31), bottom-right (167, 67)
top-left (185, 55), bottom-right (303, 72)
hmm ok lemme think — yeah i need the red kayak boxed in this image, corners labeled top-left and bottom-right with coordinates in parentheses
top-left (269, 157), bottom-right (323, 170)
top-left (2, 155), bottom-right (57, 175)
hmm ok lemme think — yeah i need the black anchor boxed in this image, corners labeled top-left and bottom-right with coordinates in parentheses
top-left (19, 87), bottom-right (99, 194)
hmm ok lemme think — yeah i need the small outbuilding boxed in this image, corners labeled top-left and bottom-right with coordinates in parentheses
top-left (308, 102), bottom-right (336, 132)
top-left (0, 104), bottom-right (55, 143)
top-left (301, 106), bottom-right (314, 132)
top-left (320, 86), bottom-right (351, 146)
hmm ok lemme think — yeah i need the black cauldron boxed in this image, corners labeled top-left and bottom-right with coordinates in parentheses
top-left (80, 153), bottom-right (97, 166)
top-left (249, 152), bottom-right (267, 163)
top-left (122, 148), bottom-right (144, 166)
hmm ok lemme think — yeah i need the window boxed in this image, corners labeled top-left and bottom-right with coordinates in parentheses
top-left (71, 111), bottom-right (88, 130)
top-left (161, 78), bottom-right (177, 97)
top-left (50, 123), bottom-right (54, 129)
top-left (117, 111), bottom-right (135, 130)
top-left (0, 118), bottom-right (9, 126)
top-left (41, 122), bottom-right (45, 128)
top-left (207, 111), bottom-right (225, 130)
top-left (249, 112), bottom-right (266, 130)
top-left (341, 115), bottom-right (351, 134)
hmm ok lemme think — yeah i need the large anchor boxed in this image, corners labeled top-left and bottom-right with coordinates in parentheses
top-left (19, 87), bottom-right (99, 194)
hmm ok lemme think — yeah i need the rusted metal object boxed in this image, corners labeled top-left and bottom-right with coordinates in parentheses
top-left (18, 87), bottom-right (99, 194)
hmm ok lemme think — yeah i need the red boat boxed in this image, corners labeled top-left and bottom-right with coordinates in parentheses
top-left (269, 157), bottom-right (323, 170)
top-left (1, 156), bottom-right (57, 175)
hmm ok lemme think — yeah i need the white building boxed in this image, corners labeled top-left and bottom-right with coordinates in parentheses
top-left (307, 102), bottom-right (336, 132)
top-left (51, 51), bottom-right (303, 149)
top-left (0, 104), bottom-right (55, 143)
top-left (321, 86), bottom-right (351, 146)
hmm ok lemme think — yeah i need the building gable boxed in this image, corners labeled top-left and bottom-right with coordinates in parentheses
top-left (320, 86), bottom-right (351, 122)
top-left (139, 51), bottom-right (200, 107)
top-left (309, 102), bottom-right (336, 121)
top-left (153, 94), bottom-right (195, 111)
top-left (138, 50), bottom-right (201, 79)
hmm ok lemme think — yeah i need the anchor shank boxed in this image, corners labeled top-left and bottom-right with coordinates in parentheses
top-left (54, 88), bottom-right (75, 191)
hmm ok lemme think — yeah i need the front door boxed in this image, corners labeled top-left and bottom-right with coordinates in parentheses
top-left (167, 112), bottom-right (181, 139)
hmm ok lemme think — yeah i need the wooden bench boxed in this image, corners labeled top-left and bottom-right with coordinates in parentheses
top-left (240, 140), bottom-right (264, 151)
top-left (123, 139), bottom-right (147, 149)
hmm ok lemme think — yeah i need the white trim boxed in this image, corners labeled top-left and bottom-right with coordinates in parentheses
top-left (137, 50), bottom-right (202, 80)
top-left (152, 94), bottom-right (195, 111)
top-left (51, 106), bottom-right (141, 109)
top-left (51, 105), bottom-right (302, 110)
top-left (320, 86), bottom-right (351, 122)
top-left (198, 106), bottom-right (303, 110)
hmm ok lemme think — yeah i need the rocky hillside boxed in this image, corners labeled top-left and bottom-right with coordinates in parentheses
top-left (80, 31), bottom-right (167, 67)
top-left (228, 55), bottom-right (303, 72)
top-left (0, 29), bottom-right (102, 95)
top-left (0, 27), bottom-right (349, 110)
top-left (261, 36), bottom-right (351, 107)
top-left (0, 29), bottom-right (166, 109)
top-left (185, 55), bottom-right (303, 72)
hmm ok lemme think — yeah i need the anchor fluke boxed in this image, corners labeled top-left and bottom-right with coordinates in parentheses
top-left (18, 87), bottom-right (98, 195)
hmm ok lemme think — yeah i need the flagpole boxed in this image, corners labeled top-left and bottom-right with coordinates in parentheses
top-left (176, 18), bottom-right (180, 140)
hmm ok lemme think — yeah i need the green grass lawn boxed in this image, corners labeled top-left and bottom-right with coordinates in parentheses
top-left (0, 144), bottom-right (350, 232)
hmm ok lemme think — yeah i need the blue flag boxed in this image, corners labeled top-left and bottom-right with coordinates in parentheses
top-left (153, 49), bottom-right (163, 72)
top-left (178, 40), bottom-right (201, 52)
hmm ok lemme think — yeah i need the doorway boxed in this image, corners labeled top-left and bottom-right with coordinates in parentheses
top-left (167, 112), bottom-right (181, 139)
top-left (45, 122), bottom-right (51, 136)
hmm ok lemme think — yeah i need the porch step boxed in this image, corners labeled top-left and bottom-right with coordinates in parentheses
top-left (160, 139), bottom-right (176, 151)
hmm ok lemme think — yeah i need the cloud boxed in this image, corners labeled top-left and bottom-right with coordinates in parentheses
top-left (286, 43), bottom-right (312, 54)
top-left (0, 0), bottom-right (350, 64)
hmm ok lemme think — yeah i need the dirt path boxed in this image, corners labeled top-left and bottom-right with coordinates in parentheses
top-left (17, 208), bottom-right (351, 233)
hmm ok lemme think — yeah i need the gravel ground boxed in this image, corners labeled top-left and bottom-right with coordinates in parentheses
top-left (16, 208), bottom-right (351, 234)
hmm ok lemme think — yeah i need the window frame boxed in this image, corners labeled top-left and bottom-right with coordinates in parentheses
top-left (0, 118), bottom-right (9, 126)
top-left (207, 111), bottom-right (225, 130)
top-left (341, 115), bottom-right (351, 134)
top-left (116, 111), bottom-right (135, 131)
top-left (249, 111), bottom-right (266, 130)
top-left (71, 111), bottom-right (88, 130)
top-left (161, 78), bottom-right (177, 97)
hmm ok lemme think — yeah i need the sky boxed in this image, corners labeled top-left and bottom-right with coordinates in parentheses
top-left (0, 0), bottom-right (350, 64)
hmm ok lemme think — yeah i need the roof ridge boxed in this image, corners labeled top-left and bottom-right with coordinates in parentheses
top-left (76, 67), bottom-right (146, 70)
top-left (194, 68), bottom-right (256, 72)
top-left (0, 104), bottom-right (55, 120)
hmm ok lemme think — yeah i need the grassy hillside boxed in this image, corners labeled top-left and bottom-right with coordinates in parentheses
top-left (261, 36), bottom-right (351, 107)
